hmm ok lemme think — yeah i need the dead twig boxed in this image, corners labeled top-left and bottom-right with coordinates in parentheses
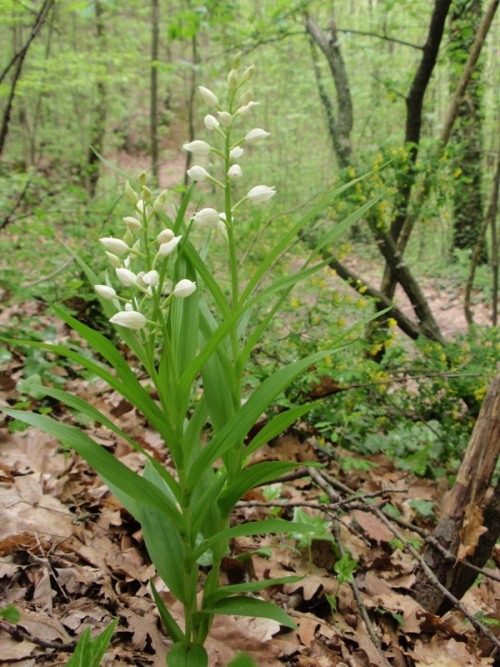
top-left (310, 467), bottom-right (500, 652)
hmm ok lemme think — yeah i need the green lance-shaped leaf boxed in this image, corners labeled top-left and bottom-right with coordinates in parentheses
top-left (29, 384), bottom-right (181, 501)
top-left (65, 618), bottom-right (118, 667)
top-left (313, 195), bottom-right (382, 254)
top-left (139, 464), bottom-right (187, 602)
top-left (190, 518), bottom-right (317, 565)
top-left (204, 575), bottom-right (303, 605)
top-left (239, 177), bottom-right (373, 305)
top-left (218, 461), bottom-right (303, 514)
top-left (150, 580), bottom-right (185, 644)
top-left (198, 596), bottom-right (296, 629)
top-left (1, 334), bottom-right (178, 460)
top-left (245, 401), bottom-right (323, 456)
top-left (186, 345), bottom-right (349, 487)
top-left (198, 301), bottom-right (236, 434)
top-left (3, 410), bottom-right (183, 529)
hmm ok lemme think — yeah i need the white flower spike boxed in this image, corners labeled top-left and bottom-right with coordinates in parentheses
top-left (217, 111), bottom-right (232, 128)
top-left (182, 140), bottom-right (211, 156)
top-left (187, 166), bottom-right (210, 182)
top-left (192, 208), bottom-right (221, 228)
top-left (204, 114), bottom-right (219, 131)
top-left (158, 235), bottom-right (182, 257)
top-left (245, 128), bottom-right (270, 144)
top-left (99, 237), bottom-right (129, 255)
top-left (115, 267), bottom-right (137, 286)
top-left (173, 279), bottom-right (197, 299)
top-left (109, 310), bottom-right (147, 330)
top-left (142, 270), bottom-right (160, 287)
top-left (230, 146), bottom-right (244, 161)
top-left (94, 285), bottom-right (116, 300)
top-left (123, 216), bottom-right (142, 232)
top-left (198, 85), bottom-right (218, 107)
top-left (156, 228), bottom-right (175, 244)
top-left (228, 164), bottom-right (243, 180)
top-left (247, 185), bottom-right (276, 204)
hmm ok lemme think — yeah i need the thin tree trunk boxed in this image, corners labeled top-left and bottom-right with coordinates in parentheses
top-left (86, 0), bottom-right (107, 198)
top-left (0, 0), bottom-right (54, 158)
top-left (151, 0), bottom-right (160, 186)
top-left (464, 147), bottom-right (500, 324)
top-left (305, 12), bottom-right (353, 168)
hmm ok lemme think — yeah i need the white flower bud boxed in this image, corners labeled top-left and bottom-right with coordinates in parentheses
top-left (123, 216), bottom-right (142, 232)
top-left (187, 166), bottom-right (210, 182)
top-left (247, 185), bottom-right (276, 204)
top-left (136, 199), bottom-right (146, 214)
top-left (115, 267), bottom-right (137, 286)
top-left (217, 219), bottom-right (228, 241)
top-left (182, 140), bottom-right (211, 156)
top-left (157, 228), bottom-right (175, 244)
top-left (106, 251), bottom-right (121, 268)
top-left (94, 285), bottom-right (116, 300)
top-left (204, 114), bottom-right (220, 131)
top-left (142, 270), bottom-right (160, 287)
top-left (142, 186), bottom-right (153, 201)
top-left (124, 302), bottom-right (134, 311)
top-left (99, 237), bottom-right (129, 255)
top-left (109, 310), bottom-right (147, 330)
top-left (229, 146), bottom-right (244, 161)
top-left (192, 208), bottom-right (221, 228)
top-left (173, 279), bottom-right (196, 299)
top-left (217, 111), bottom-right (232, 128)
top-left (241, 65), bottom-right (255, 84)
top-left (158, 235), bottom-right (182, 256)
top-left (228, 164), bottom-right (243, 179)
top-left (198, 85), bottom-right (218, 107)
top-left (238, 89), bottom-right (253, 107)
top-left (153, 190), bottom-right (168, 212)
top-left (236, 101), bottom-right (259, 117)
top-left (227, 69), bottom-right (239, 90)
top-left (124, 181), bottom-right (139, 204)
top-left (245, 128), bottom-right (270, 144)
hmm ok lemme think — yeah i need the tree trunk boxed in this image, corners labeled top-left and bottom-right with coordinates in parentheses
top-left (86, 0), bottom-right (107, 198)
top-left (413, 373), bottom-right (500, 613)
top-left (449, 0), bottom-right (486, 260)
top-left (151, 0), bottom-right (160, 186)
top-left (0, 0), bottom-right (54, 158)
top-left (305, 12), bottom-right (353, 169)
top-left (464, 146), bottom-right (500, 324)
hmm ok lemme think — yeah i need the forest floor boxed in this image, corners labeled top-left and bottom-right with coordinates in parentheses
top-left (0, 263), bottom-right (498, 666)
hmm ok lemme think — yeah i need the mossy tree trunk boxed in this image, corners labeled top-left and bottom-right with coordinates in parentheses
top-left (449, 0), bottom-right (487, 262)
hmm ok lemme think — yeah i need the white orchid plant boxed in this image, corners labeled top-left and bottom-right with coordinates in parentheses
top-left (3, 55), bottom-right (381, 666)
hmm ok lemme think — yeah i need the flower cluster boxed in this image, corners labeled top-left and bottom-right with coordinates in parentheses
top-left (94, 182), bottom-right (196, 331)
top-left (183, 55), bottom-right (276, 237)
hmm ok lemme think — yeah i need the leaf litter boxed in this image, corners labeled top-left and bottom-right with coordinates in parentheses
top-left (0, 309), bottom-right (499, 665)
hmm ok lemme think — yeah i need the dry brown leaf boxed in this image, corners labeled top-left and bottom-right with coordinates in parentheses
top-left (409, 636), bottom-right (494, 666)
top-left (457, 503), bottom-right (488, 561)
top-left (351, 510), bottom-right (394, 544)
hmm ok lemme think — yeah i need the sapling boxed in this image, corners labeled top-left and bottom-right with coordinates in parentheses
top-left (3, 55), bottom-right (383, 666)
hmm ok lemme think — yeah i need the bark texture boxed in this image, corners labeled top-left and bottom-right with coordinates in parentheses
top-left (413, 373), bottom-right (500, 613)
